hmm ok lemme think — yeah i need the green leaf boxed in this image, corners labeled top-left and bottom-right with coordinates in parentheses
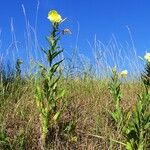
top-left (49, 60), bottom-right (63, 78)
top-left (52, 50), bottom-right (63, 60)
top-left (57, 89), bottom-right (65, 99)
top-left (47, 50), bottom-right (52, 64)
top-left (53, 111), bottom-right (61, 122)
top-left (126, 142), bottom-right (133, 150)
top-left (41, 47), bottom-right (47, 55)
top-left (35, 86), bottom-right (42, 101)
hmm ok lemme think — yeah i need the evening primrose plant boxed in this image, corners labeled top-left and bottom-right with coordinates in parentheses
top-left (35, 10), bottom-right (67, 149)
top-left (108, 56), bottom-right (150, 150)
top-left (123, 53), bottom-right (150, 150)
top-left (108, 67), bottom-right (128, 131)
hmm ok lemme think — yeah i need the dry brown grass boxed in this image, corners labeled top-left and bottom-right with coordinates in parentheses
top-left (0, 78), bottom-right (143, 149)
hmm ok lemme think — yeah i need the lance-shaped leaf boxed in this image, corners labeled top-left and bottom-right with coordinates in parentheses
top-left (49, 60), bottom-right (63, 79)
top-left (52, 50), bottom-right (63, 60)
top-left (53, 111), bottom-right (61, 122)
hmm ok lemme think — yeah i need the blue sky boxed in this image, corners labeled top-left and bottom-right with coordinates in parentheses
top-left (0, 0), bottom-right (150, 69)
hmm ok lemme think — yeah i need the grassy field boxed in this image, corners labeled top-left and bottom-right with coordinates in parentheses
top-left (0, 10), bottom-right (150, 150)
top-left (0, 68), bottom-right (143, 149)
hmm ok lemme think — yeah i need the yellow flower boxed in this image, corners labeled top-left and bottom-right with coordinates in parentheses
top-left (144, 53), bottom-right (150, 62)
top-left (120, 70), bottom-right (128, 77)
top-left (48, 10), bottom-right (62, 23)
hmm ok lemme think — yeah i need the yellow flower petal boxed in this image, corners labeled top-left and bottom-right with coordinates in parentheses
top-left (48, 10), bottom-right (62, 23)
top-left (144, 53), bottom-right (150, 62)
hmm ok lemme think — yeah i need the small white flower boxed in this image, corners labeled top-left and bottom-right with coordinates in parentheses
top-left (120, 70), bottom-right (128, 77)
